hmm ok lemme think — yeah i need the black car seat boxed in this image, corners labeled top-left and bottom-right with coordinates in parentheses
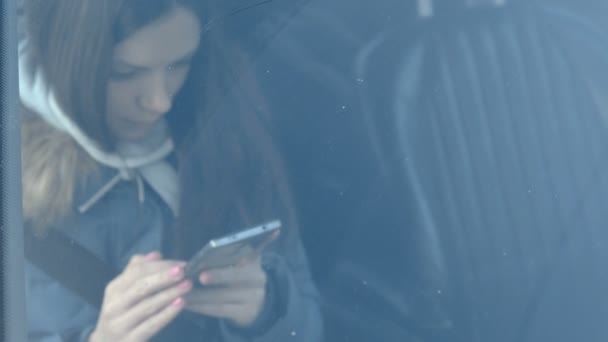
top-left (356, 0), bottom-right (608, 341)
top-left (202, 0), bottom-right (608, 341)
top-left (241, 1), bottom-right (455, 341)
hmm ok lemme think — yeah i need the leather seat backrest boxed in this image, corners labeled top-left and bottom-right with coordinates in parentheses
top-left (356, 1), bottom-right (608, 340)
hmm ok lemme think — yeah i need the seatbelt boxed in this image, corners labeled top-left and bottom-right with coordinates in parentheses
top-left (23, 228), bottom-right (115, 309)
top-left (23, 229), bottom-right (208, 342)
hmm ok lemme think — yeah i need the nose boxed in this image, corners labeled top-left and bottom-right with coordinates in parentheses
top-left (139, 73), bottom-right (173, 116)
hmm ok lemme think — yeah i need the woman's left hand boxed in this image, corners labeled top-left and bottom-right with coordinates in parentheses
top-left (183, 254), bottom-right (268, 327)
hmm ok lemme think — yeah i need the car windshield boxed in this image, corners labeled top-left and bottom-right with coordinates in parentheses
top-left (5, 0), bottom-right (608, 341)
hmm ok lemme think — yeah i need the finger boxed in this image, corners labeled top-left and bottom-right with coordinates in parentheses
top-left (198, 262), bottom-right (265, 287)
top-left (120, 259), bottom-right (186, 289)
top-left (105, 260), bottom-right (186, 314)
top-left (127, 296), bottom-right (186, 341)
top-left (114, 279), bottom-right (193, 333)
top-left (255, 229), bottom-right (281, 253)
top-left (126, 258), bottom-right (186, 278)
top-left (113, 259), bottom-right (181, 294)
top-left (117, 264), bottom-right (184, 307)
top-left (143, 251), bottom-right (162, 261)
top-left (123, 261), bottom-right (187, 303)
top-left (235, 251), bottom-right (262, 267)
top-left (127, 251), bottom-right (162, 267)
top-left (106, 252), bottom-right (163, 293)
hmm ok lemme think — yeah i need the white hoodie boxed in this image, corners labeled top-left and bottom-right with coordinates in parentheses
top-left (18, 41), bottom-right (180, 216)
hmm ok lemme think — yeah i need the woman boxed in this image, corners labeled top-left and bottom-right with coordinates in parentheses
top-left (19, 0), bottom-right (321, 341)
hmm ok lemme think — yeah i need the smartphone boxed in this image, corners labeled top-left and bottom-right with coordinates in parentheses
top-left (184, 220), bottom-right (281, 281)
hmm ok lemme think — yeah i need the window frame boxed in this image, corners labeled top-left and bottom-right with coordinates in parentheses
top-left (1, 0), bottom-right (27, 341)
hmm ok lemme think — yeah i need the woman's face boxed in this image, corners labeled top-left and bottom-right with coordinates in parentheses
top-left (106, 6), bottom-right (201, 141)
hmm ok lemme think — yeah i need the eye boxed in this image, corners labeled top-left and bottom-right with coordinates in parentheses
top-left (110, 69), bottom-right (140, 81)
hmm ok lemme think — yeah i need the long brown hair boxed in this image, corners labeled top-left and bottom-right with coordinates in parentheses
top-left (173, 25), bottom-right (300, 259)
top-left (23, 0), bottom-right (207, 150)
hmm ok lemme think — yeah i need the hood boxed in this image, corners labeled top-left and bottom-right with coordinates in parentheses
top-left (19, 40), bottom-right (180, 229)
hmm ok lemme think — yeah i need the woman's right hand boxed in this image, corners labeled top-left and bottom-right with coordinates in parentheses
top-left (89, 251), bottom-right (193, 342)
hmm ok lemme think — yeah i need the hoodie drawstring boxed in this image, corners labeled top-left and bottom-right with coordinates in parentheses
top-left (135, 173), bottom-right (145, 204)
top-left (77, 169), bottom-right (146, 214)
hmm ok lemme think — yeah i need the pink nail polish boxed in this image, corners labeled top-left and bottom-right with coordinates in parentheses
top-left (169, 266), bottom-right (183, 278)
top-left (179, 280), bottom-right (193, 291)
top-left (171, 297), bottom-right (184, 308)
top-left (145, 251), bottom-right (161, 260)
top-left (199, 272), bottom-right (211, 284)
